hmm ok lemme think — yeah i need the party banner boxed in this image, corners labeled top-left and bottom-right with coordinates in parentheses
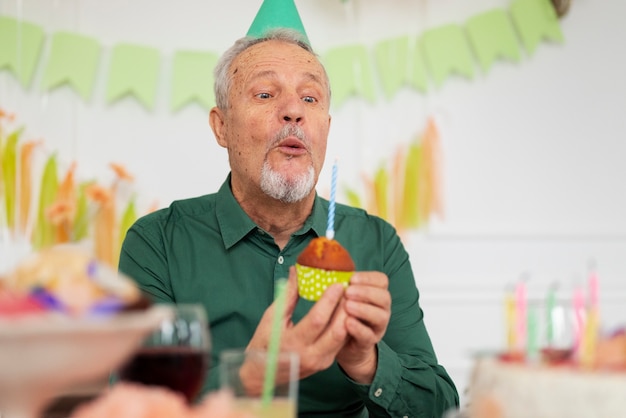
top-left (0, 0), bottom-right (564, 111)
top-left (374, 36), bottom-right (429, 99)
top-left (106, 43), bottom-right (160, 110)
top-left (0, 16), bottom-right (45, 88)
top-left (421, 24), bottom-right (475, 87)
top-left (322, 45), bottom-right (377, 106)
top-left (41, 31), bottom-right (101, 100)
top-left (171, 51), bottom-right (218, 112)
top-left (466, 9), bottom-right (521, 72)
top-left (511, 0), bottom-right (564, 55)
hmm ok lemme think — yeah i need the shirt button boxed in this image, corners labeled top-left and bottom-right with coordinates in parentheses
top-left (374, 388), bottom-right (383, 397)
top-left (277, 256), bottom-right (284, 264)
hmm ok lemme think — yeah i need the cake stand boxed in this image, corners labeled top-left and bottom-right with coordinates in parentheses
top-left (0, 305), bottom-right (173, 418)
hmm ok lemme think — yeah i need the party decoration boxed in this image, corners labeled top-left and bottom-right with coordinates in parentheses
top-left (345, 117), bottom-right (444, 234)
top-left (247, 0), bottom-right (309, 45)
top-left (1, 1), bottom-right (565, 111)
top-left (422, 24), bottom-right (475, 87)
top-left (171, 51), bottom-right (218, 112)
top-left (0, 109), bottom-right (145, 267)
top-left (41, 31), bottom-right (101, 100)
top-left (466, 9), bottom-right (522, 72)
top-left (326, 159), bottom-right (338, 240)
top-left (0, 17), bottom-right (44, 88)
top-left (510, 0), bottom-right (564, 55)
top-left (323, 45), bottom-right (376, 106)
top-left (375, 36), bottom-right (429, 99)
top-left (106, 43), bottom-right (160, 110)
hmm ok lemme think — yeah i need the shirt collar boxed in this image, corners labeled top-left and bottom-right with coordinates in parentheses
top-left (216, 173), bottom-right (328, 248)
top-left (216, 175), bottom-right (258, 250)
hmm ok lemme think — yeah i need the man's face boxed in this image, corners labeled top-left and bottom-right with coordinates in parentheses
top-left (211, 40), bottom-right (331, 202)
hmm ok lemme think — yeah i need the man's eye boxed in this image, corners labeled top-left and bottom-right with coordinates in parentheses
top-left (257, 93), bottom-right (271, 99)
top-left (303, 96), bottom-right (316, 103)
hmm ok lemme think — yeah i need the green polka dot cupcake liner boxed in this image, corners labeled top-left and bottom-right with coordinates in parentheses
top-left (296, 263), bottom-right (353, 301)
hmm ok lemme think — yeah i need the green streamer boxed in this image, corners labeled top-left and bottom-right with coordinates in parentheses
top-left (466, 9), bottom-right (521, 72)
top-left (106, 43), bottom-right (160, 110)
top-left (0, 17), bottom-right (45, 87)
top-left (402, 141), bottom-right (422, 229)
top-left (171, 51), bottom-right (218, 111)
top-left (510, 0), bottom-right (564, 55)
top-left (42, 31), bottom-right (101, 100)
top-left (322, 45), bottom-right (376, 107)
top-left (1, 129), bottom-right (21, 230)
top-left (32, 154), bottom-right (58, 249)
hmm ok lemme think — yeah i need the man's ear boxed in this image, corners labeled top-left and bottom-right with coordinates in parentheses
top-left (209, 107), bottom-right (227, 148)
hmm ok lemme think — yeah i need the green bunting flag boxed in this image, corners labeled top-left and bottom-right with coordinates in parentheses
top-left (409, 38), bottom-right (430, 94)
top-left (323, 45), bottom-right (376, 107)
top-left (42, 31), bottom-right (101, 100)
top-left (0, 16), bottom-right (45, 88)
top-left (106, 43), bottom-right (160, 110)
top-left (466, 9), bottom-right (521, 72)
top-left (422, 24), bottom-right (475, 87)
top-left (375, 36), bottom-right (412, 100)
top-left (510, 0), bottom-right (564, 55)
top-left (171, 51), bottom-right (218, 112)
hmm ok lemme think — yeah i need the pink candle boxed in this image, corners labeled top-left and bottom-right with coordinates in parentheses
top-left (572, 286), bottom-right (586, 353)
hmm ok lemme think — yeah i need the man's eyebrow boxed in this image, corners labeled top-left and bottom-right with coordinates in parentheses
top-left (248, 70), bottom-right (324, 86)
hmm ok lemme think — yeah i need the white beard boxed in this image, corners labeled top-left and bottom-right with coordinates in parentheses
top-left (260, 161), bottom-right (315, 203)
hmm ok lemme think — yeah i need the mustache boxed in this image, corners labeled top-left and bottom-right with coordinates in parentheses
top-left (268, 124), bottom-right (309, 150)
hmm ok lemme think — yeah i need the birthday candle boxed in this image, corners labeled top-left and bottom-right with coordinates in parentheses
top-left (505, 288), bottom-right (517, 351)
top-left (515, 280), bottom-right (527, 352)
top-left (588, 268), bottom-right (599, 310)
top-left (546, 283), bottom-right (557, 347)
top-left (572, 285), bottom-right (586, 354)
top-left (326, 159), bottom-right (338, 240)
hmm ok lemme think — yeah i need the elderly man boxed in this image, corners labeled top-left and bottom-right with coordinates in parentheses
top-left (120, 27), bottom-right (458, 418)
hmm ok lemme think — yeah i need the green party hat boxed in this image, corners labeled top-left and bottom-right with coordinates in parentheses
top-left (247, 0), bottom-right (310, 45)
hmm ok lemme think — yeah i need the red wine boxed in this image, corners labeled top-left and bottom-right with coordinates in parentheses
top-left (118, 347), bottom-right (208, 402)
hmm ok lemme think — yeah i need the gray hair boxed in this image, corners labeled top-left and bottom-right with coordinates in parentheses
top-left (213, 28), bottom-right (331, 110)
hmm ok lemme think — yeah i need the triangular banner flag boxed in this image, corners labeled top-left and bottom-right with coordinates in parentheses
top-left (0, 17), bottom-right (45, 88)
top-left (422, 24), bottom-right (475, 87)
top-left (247, 0), bottom-right (309, 45)
top-left (322, 45), bottom-right (376, 107)
top-left (510, 0), bottom-right (564, 55)
top-left (106, 43), bottom-right (160, 110)
top-left (466, 9), bottom-right (522, 72)
top-left (41, 31), bottom-right (101, 100)
top-left (171, 51), bottom-right (218, 112)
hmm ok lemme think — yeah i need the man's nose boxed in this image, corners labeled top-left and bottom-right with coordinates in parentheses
top-left (281, 94), bottom-right (304, 123)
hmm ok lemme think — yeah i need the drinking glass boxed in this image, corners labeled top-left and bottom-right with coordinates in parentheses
top-left (117, 303), bottom-right (210, 403)
top-left (219, 348), bottom-right (298, 418)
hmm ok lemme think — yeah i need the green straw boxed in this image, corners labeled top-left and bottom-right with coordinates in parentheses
top-left (262, 278), bottom-right (288, 406)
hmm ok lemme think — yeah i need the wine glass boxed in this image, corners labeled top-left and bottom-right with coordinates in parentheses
top-left (117, 303), bottom-right (211, 403)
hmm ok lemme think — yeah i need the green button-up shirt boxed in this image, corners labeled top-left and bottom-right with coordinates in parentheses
top-left (119, 176), bottom-right (458, 418)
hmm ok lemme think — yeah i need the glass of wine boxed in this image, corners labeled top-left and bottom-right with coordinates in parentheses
top-left (117, 303), bottom-right (211, 403)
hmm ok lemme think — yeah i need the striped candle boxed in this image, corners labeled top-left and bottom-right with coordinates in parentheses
top-left (326, 159), bottom-right (338, 240)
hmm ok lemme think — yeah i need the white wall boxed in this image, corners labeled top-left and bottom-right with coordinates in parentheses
top-left (2, 0), bottom-right (626, 405)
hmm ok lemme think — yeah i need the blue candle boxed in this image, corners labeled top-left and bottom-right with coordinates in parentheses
top-left (326, 159), bottom-right (338, 240)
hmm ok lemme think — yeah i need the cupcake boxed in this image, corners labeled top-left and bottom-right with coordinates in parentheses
top-left (296, 237), bottom-right (355, 301)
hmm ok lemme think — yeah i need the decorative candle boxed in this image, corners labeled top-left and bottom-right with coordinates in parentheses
top-left (326, 159), bottom-right (338, 240)
top-left (515, 279), bottom-right (527, 351)
top-left (572, 285), bottom-right (586, 354)
top-left (545, 282), bottom-right (557, 347)
top-left (505, 287), bottom-right (517, 351)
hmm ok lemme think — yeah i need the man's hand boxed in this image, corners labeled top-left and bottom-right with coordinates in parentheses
top-left (245, 266), bottom-right (349, 386)
top-left (336, 271), bottom-right (391, 384)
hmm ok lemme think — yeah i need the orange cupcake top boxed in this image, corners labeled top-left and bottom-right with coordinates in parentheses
top-left (297, 237), bottom-right (355, 272)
